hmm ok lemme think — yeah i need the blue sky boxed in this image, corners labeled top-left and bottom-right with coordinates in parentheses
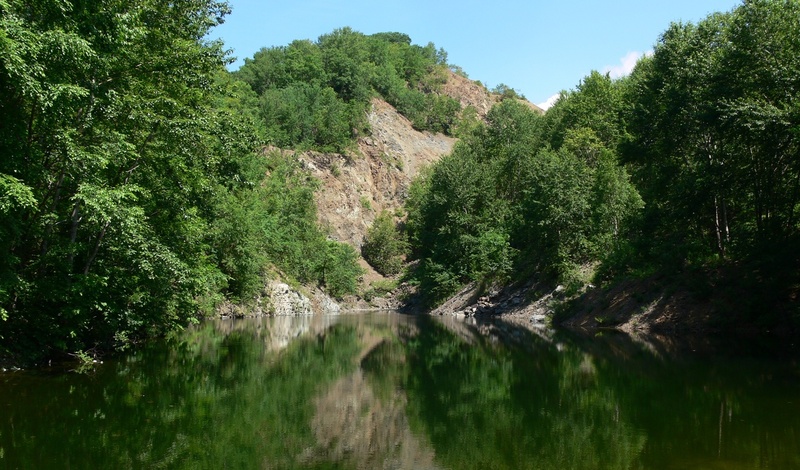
top-left (208, 0), bottom-right (742, 109)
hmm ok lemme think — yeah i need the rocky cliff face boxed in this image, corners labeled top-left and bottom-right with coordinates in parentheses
top-left (303, 70), bottom-right (504, 250)
top-left (299, 99), bottom-right (454, 249)
top-left (263, 72), bottom-right (538, 310)
top-left (441, 70), bottom-right (500, 116)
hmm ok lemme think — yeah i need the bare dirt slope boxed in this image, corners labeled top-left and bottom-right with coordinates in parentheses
top-left (299, 99), bottom-right (454, 250)
top-left (302, 70), bottom-right (509, 252)
top-left (298, 72), bottom-right (542, 299)
top-left (440, 70), bottom-right (500, 116)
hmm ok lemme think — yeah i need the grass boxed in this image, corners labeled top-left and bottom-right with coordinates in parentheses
top-left (360, 195), bottom-right (372, 210)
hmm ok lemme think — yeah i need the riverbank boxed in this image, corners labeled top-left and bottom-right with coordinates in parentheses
top-left (416, 265), bottom-right (800, 339)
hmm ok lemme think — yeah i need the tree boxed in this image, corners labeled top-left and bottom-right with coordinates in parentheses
top-left (258, 83), bottom-right (356, 152)
top-left (0, 0), bottom-right (254, 358)
top-left (492, 83), bottom-right (525, 101)
top-left (319, 241), bottom-right (363, 298)
top-left (406, 70), bottom-right (642, 298)
top-left (236, 40), bottom-right (326, 95)
top-left (717, 0), bottom-right (800, 244)
top-left (362, 210), bottom-right (408, 276)
top-left (317, 27), bottom-right (372, 103)
top-left (236, 26), bottom-right (462, 152)
top-left (623, 0), bottom-right (800, 265)
top-left (542, 71), bottom-right (626, 152)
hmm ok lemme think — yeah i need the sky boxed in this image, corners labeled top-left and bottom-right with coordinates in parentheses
top-left (208, 0), bottom-right (742, 110)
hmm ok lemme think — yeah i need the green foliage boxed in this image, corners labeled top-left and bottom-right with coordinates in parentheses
top-left (0, 0), bottom-right (240, 359)
top-left (362, 278), bottom-right (398, 302)
top-left (406, 83), bottom-right (642, 302)
top-left (0, 174), bottom-right (37, 321)
top-left (360, 195), bottom-right (372, 210)
top-left (492, 83), bottom-right (525, 100)
top-left (418, 93), bottom-right (462, 134)
top-left (362, 210), bottom-right (408, 276)
top-left (410, 0), bottom-right (799, 323)
top-left (236, 27), bottom-right (462, 151)
top-left (401, 317), bottom-right (650, 470)
top-left (0, 174), bottom-right (36, 214)
top-left (369, 32), bottom-right (411, 45)
top-left (449, 64), bottom-right (469, 78)
top-left (235, 39), bottom-right (326, 95)
top-left (621, 0), bottom-right (800, 277)
top-left (0, 1), bottom-right (364, 361)
top-left (259, 83), bottom-right (360, 152)
top-left (319, 240), bottom-right (363, 298)
top-left (0, 320), bottom-right (363, 468)
top-left (405, 116), bottom-right (517, 304)
top-left (248, 152), bottom-right (362, 299)
top-left (6, 315), bottom-right (800, 468)
top-left (542, 70), bottom-right (627, 152)
top-left (453, 105), bottom-right (482, 138)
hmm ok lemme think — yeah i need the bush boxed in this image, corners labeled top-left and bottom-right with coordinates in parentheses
top-left (320, 241), bottom-right (363, 298)
top-left (362, 211), bottom-right (408, 276)
top-left (362, 279), bottom-right (399, 302)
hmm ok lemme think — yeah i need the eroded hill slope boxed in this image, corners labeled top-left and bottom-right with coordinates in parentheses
top-left (304, 70), bottom-right (514, 249)
top-left (300, 99), bottom-right (453, 249)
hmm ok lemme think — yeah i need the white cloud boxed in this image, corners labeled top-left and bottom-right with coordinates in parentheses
top-left (538, 50), bottom-right (654, 112)
top-left (537, 93), bottom-right (561, 111)
top-left (603, 50), bottom-right (653, 79)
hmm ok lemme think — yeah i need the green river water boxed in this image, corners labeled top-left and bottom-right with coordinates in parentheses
top-left (1, 312), bottom-right (799, 469)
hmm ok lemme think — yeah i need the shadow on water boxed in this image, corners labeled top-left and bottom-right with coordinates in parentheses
top-left (1, 311), bottom-right (799, 469)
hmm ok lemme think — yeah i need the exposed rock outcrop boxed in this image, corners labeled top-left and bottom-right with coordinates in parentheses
top-left (301, 98), bottom-right (456, 249)
top-left (305, 72), bottom-right (508, 264)
top-left (265, 281), bottom-right (313, 316)
top-left (217, 281), bottom-right (340, 318)
top-left (276, 72), bottom-right (544, 307)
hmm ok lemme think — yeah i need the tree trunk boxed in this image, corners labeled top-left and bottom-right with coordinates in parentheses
top-left (68, 202), bottom-right (82, 269)
top-left (714, 195), bottom-right (726, 258)
top-left (83, 220), bottom-right (110, 276)
top-left (722, 197), bottom-right (730, 244)
top-left (39, 170), bottom-right (67, 258)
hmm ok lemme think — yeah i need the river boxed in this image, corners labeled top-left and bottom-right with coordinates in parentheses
top-left (1, 311), bottom-right (799, 469)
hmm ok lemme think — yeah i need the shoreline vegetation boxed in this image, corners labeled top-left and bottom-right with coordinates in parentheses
top-left (1, 0), bottom-right (798, 365)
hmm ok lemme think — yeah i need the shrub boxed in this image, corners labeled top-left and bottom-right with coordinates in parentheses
top-left (362, 211), bottom-right (408, 276)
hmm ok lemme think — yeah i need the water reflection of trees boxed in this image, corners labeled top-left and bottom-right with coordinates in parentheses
top-left (0, 319), bottom-right (362, 468)
top-left (397, 316), bottom-right (647, 470)
top-left (1, 314), bottom-right (798, 469)
top-left (397, 318), bottom-right (800, 469)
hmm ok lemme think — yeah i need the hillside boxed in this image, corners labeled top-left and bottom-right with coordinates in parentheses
top-left (301, 98), bottom-right (454, 249)
top-left (225, 28), bottom-right (552, 306)
top-left (3, 5), bottom-right (797, 364)
top-left (297, 71), bottom-right (531, 297)
top-left (310, 71), bottom-right (543, 248)
top-left (307, 70), bottom-right (510, 247)
top-left (391, 0), bottom-right (800, 336)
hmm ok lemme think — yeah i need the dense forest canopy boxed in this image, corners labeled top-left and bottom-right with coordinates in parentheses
top-left (234, 26), bottom-right (462, 151)
top-left (405, 0), bottom-right (799, 317)
top-left (405, 80), bottom-right (643, 303)
top-left (0, 0), bottom-right (475, 361)
top-left (0, 2), bottom-right (403, 360)
top-left (1, 0), bottom-right (798, 361)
